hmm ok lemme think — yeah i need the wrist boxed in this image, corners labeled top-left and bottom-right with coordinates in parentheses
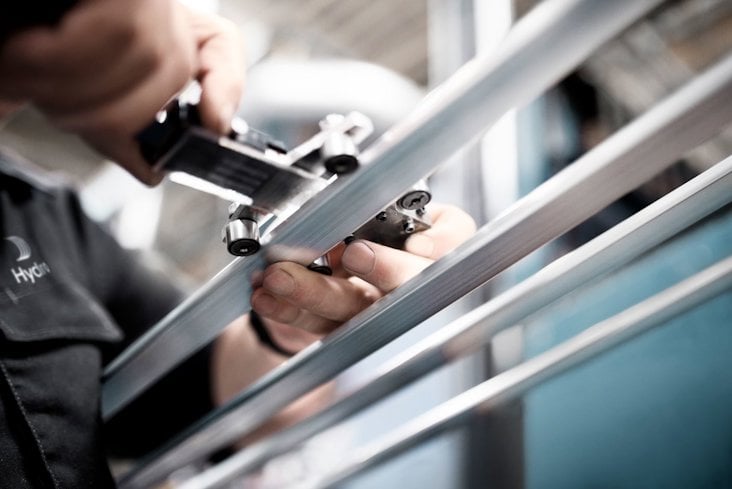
top-left (248, 311), bottom-right (299, 357)
top-left (249, 311), bottom-right (323, 357)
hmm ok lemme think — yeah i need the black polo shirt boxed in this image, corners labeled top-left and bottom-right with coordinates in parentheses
top-left (0, 150), bottom-right (214, 488)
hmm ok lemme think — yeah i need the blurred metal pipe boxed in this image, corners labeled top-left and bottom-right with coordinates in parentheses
top-left (301, 256), bottom-right (732, 489)
top-left (118, 48), bottom-right (732, 489)
top-left (177, 157), bottom-right (732, 489)
top-left (239, 58), bottom-right (425, 141)
top-left (103, 0), bottom-right (665, 420)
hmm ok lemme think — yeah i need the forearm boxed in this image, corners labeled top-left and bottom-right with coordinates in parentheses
top-left (210, 315), bottom-right (332, 444)
top-left (210, 315), bottom-right (286, 405)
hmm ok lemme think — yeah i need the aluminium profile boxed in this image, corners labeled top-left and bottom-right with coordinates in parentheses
top-left (117, 49), bottom-right (732, 489)
top-left (103, 0), bottom-right (665, 421)
top-left (299, 255), bottom-right (732, 489)
top-left (179, 156), bottom-right (732, 489)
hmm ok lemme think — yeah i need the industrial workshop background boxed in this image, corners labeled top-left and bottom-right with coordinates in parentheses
top-left (1, 0), bottom-right (731, 488)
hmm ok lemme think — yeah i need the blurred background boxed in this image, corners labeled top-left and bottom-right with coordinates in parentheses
top-left (1, 0), bottom-right (731, 487)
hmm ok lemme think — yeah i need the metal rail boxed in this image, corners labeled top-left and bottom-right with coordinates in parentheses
top-left (298, 255), bottom-right (732, 489)
top-left (178, 157), bottom-right (732, 489)
top-left (102, 0), bottom-right (664, 420)
top-left (118, 49), bottom-right (732, 488)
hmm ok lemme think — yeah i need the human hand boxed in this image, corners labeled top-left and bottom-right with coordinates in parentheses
top-left (212, 204), bottom-right (474, 441)
top-left (0, 0), bottom-right (245, 184)
top-left (250, 204), bottom-right (476, 350)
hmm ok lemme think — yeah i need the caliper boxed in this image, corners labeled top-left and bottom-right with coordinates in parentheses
top-left (137, 101), bottom-right (431, 273)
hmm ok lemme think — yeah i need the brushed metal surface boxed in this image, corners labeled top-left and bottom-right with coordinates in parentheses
top-left (303, 256), bottom-right (732, 489)
top-left (104, 0), bottom-right (666, 424)
top-left (178, 157), bottom-right (732, 489)
top-left (118, 49), bottom-right (732, 486)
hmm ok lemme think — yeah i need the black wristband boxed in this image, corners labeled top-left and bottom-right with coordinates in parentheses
top-left (249, 310), bottom-right (298, 357)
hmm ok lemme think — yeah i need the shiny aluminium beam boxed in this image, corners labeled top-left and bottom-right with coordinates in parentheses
top-left (178, 157), bottom-right (732, 489)
top-left (298, 255), bottom-right (732, 489)
top-left (119, 52), bottom-right (732, 489)
top-left (102, 0), bottom-right (664, 420)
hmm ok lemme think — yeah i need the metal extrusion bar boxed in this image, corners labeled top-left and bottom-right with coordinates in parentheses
top-left (300, 256), bottom-right (732, 489)
top-left (178, 158), bottom-right (732, 489)
top-left (119, 52), bottom-right (732, 489)
top-left (102, 0), bottom-right (664, 419)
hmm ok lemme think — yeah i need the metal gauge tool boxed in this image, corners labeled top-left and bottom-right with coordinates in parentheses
top-left (137, 101), bottom-right (431, 271)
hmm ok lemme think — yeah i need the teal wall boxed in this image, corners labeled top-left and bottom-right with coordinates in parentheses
top-left (524, 204), bottom-right (732, 488)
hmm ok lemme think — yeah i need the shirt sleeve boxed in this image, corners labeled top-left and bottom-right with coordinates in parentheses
top-left (57, 188), bottom-right (217, 457)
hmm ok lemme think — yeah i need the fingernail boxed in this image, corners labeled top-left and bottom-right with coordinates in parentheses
top-left (406, 234), bottom-right (434, 257)
top-left (263, 269), bottom-right (295, 296)
top-left (342, 241), bottom-right (376, 275)
top-left (252, 293), bottom-right (277, 315)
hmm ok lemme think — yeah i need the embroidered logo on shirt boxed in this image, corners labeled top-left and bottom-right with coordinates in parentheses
top-left (4, 236), bottom-right (52, 285)
top-left (5, 236), bottom-right (31, 262)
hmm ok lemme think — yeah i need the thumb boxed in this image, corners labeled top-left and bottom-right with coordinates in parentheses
top-left (341, 240), bottom-right (432, 294)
